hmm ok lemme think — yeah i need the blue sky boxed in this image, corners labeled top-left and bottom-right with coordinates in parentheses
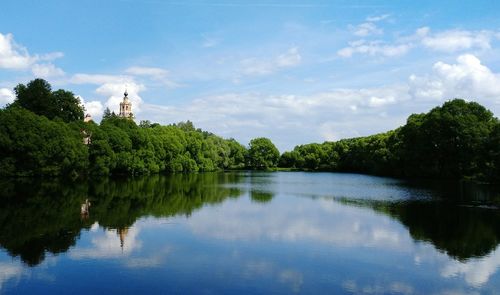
top-left (1, 0), bottom-right (500, 151)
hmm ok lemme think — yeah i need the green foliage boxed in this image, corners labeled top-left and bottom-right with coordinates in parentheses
top-left (0, 107), bottom-right (88, 177)
top-left (247, 137), bottom-right (280, 169)
top-left (12, 79), bottom-right (84, 122)
top-left (282, 99), bottom-right (500, 182)
top-left (3, 79), bottom-right (500, 182)
top-left (398, 99), bottom-right (497, 179)
top-left (0, 79), bottom-right (248, 177)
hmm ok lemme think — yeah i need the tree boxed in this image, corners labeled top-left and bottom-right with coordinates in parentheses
top-left (399, 99), bottom-right (496, 179)
top-left (12, 79), bottom-right (84, 122)
top-left (51, 89), bottom-right (84, 122)
top-left (0, 107), bottom-right (88, 177)
top-left (247, 137), bottom-right (280, 169)
top-left (13, 79), bottom-right (52, 115)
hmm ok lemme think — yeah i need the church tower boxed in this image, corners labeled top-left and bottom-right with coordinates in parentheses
top-left (119, 90), bottom-right (132, 118)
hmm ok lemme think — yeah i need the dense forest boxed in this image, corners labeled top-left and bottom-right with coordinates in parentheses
top-left (281, 99), bottom-right (500, 182)
top-left (1, 78), bottom-right (500, 182)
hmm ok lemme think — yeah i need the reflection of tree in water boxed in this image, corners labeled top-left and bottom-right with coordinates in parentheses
top-left (390, 202), bottom-right (500, 261)
top-left (250, 190), bottom-right (274, 203)
top-left (0, 173), bottom-right (244, 266)
top-left (336, 196), bottom-right (500, 261)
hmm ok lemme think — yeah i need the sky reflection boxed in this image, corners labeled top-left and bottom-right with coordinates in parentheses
top-left (1, 172), bottom-right (500, 294)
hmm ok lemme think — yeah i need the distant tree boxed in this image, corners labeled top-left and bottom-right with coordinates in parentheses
top-left (13, 79), bottom-right (52, 115)
top-left (12, 79), bottom-right (84, 122)
top-left (102, 107), bottom-right (112, 120)
top-left (247, 137), bottom-right (280, 169)
top-left (139, 120), bottom-right (152, 128)
top-left (51, 89), bottom-right (84, 122)
top-left (279, 150), bottom-right (300, 168)
top-left (399, 99), bottom-right (497, 179)
top-left (177, 120), bottom-right (195, 132)
top-left (0, 107), bottom-right (88, 177)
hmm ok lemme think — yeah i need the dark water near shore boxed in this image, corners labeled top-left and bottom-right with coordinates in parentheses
top-left (1, 172), bottom-right (500, 294)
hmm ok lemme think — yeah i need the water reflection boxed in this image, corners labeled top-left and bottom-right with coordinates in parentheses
top-left (0, 172), bottom-right (500, 293)
top-left (0, 173), bottom-right (244, 266)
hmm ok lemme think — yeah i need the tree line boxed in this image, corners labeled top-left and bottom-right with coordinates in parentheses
top-left (1, 78), bottom-right (499, 182)
top-left (0, 79), bottom-right (279, 177)
top-left (281, 99), bottom-right (500, 182)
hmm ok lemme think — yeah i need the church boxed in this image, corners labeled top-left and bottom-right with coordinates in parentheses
top-left (119, 90), bottom-right (133, 118)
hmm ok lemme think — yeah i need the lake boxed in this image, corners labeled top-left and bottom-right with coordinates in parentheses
top-left (1, 171), bottom-right (500, 294)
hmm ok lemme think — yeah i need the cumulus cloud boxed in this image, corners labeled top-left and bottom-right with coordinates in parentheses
top-left (78, 95), bottom-right (104, 118)
top-left (241, 47), bottom-right (301, 75)
top-left (353, 22), bottom-right (383, 37)
top-left (69, 73), bottom-right (145, 115)
top-left (0, 88), bottom-right (15, 106)
top-left (138, 81), bottom-right (415, 151)
top-left (338, 40), bottom-right (411, 58)
top-left (32, 63), bottom-right (65, 78)
top-left (339, 25), bottom-right (499, 58)
top-left (348, 14), bottom-right (389, 37)
top-left (97, 81), bottom-right (145, 114)
top-left (409, 54), bottom-right (500, 101)
top-left (421, 29), bottom-right (494, 52)
top-left (0, 32), bottom-right (64, 78)
top-left (0, 33), bottom-right (36, 70)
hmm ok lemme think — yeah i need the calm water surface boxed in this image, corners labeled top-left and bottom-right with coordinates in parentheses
top-left (1, 172), bottom-right (500, 294)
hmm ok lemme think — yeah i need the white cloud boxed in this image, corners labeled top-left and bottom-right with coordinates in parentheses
top-left (338, 40), bottom-right (411, 58)
top-left (409, 54), bottom-right (500, 101)
top-left (0, 32), bottom-right (64, 78)
top-left (241, 47), bottom-right (301, 75)
top-left (421, 29), bottom-right (494, 52)
top-left (125, 66), bottom-right (180, 88)
top-left (125, 66), bottom-right (168, 78)
top-left (69, 73), bottom-right (145, 116)
top-left (0, 262), bottom-right (24, 291)
top-left (366, 14), bottom-right (391, 22)
top-left (0, 88), bottom-right (15, 106)
top-left (139, 83), bottom-right (410, 150)
top-left (97, 81), bottom-right (145, 114)
top-left (342, 280), bottom-right (414, 295)
top-left (78, 95), bottom-right (104, 118)
top-left (70, 226), bottom-right (141, 259)
top-left (353, 22), bottom-right (383, 37)
top-left (339, 26), bottom-right (499, 58)
top-left (276, 47), bottom-right (301, 67)
top-left (139, 54), bottom-right (500, 150)
top-left (441, 246), bottom-right (500, 286)
top-left (32, 63), bottom-right (65, 78)
top-left (0, 33), bottom-right (36, 70)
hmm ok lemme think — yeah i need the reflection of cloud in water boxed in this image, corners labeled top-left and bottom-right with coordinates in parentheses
top-left (186, 197), bottom-right (411, 250)
top-left (0, 262), bottom-right (23, 291)
top-left (241, 260), bottom-right (303, 293)
top-left (69, 224), bottom-right (141, 259)
top-left (125, 247), bottom-right (172, 269)
top-left (441, 246), bottom-right (500, 287)
top-left (279, 269), bottom-right (303, 293)
top-left (342, 279), bottom-right (414, 294)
